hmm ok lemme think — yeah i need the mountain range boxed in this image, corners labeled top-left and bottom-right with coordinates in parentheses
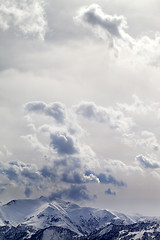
top-left (0, 196), bottom-right (159, 239)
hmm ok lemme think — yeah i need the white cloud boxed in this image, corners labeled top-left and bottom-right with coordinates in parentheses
top-left (74, 4), bottom-right (160, 67)
top-left (21, 134), bottom-right (48, 154)
top-left (0, 145), bottom-right (12, 158)
top-left (75, 101), bottom-right (134, 133)
top-left (74, 4), bottom-right (133, 49)
top-left (105, 159), bottom-right (143, 175)
top-left (0, 0), bottom-right (47, 39)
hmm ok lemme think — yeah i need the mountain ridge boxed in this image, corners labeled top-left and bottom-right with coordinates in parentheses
top-left (0, 196), bottom-right (158, 239)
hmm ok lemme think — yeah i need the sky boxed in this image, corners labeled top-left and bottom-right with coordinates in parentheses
top-left (1, 0), bottom-right (160, 216)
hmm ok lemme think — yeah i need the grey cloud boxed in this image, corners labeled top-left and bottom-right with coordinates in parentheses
top-left (40, 165), bottom-right (57, 181)
top-left (75, 101), bottom-right (134, 133)
top-left (25, 101), bottom-right (46, 113)
top-left (75, 4), bottom-right (127, 38)
top-left (49, 185), bottom-right (92, 202)
top-left (74, 4), bottom-right (132, 48)
top-left (62, 171), bottom-right (100, 185)
top-left (85, 170), bottom-right (126, 187)
top-left (63, 185), bottom-right (92, 201)
top-left (24, 187), bottom-right (32, 198)
top-left (45, 103), bottom-right (66, 123)
top-left (61, 171), bottom-right (84, 184)
top-left (21, 168), bottom-right (42, 181)
top-left (9, 161), bottom-right (26, 168)
top-left (2, 167), bottom-right (19, 181)
top-left (0, 160), bottom-right (44, 198)
top-left (50, 132), bottom-right (78, 155)
top-left (136, 155), bottom-right (160, 169)
top-left (105, 188), bottom-right (116, 196)
top-left (75, 101), bottom-right (109, 122)
top-left (75, 5), bottom-right (160, 67)
top-left (98, 173), bottom-right (126, 187)
top-left (0, 188), bottom-right (5, 194)
top-left (25, 101), bottom-right (66, 124)
top-left (0, 0), bottom-right (47, 39)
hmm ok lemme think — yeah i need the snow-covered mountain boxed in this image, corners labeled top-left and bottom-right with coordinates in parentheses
top-left (0, 196), bottom-right (159, 239)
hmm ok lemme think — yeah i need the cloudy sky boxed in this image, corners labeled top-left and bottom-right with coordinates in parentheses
top-left (1, 0), bottom-right (160, 216)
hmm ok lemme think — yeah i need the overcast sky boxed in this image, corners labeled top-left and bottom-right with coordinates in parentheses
top-left (1, 0), bottom-right (160, 216)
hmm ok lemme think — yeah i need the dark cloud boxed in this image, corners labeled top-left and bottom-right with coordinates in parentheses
top-left (61, 171), bottom-right (84, 184)
top-left (49, 185), bottom-right (92, 202)
top-left (25, 101), bottom-right (66, 124)
top-left (98, 173), bottom-right (126, 187)
top-left (9, 161), bottom-right (25, 167)
top-left (0, 188), bottom-right (5, 194)
top-left (2, 167), bottom-right (19, 181)
top-left (105, 188), bottom-right (116, 196)
top-left (136, 155), bottom-right (160, 169)
top-left (21, 168), bottom-right (41, 181)
top-left (40, 165), bottom-right (57, 181)
top-left (50, 132), bottom-right (78, 155)
top-left (85, 170), bottom-right (126, 187)
top-left (63, 185), bottom-right (91, 201)
top-left (24, 187), bottom-right (32, 198)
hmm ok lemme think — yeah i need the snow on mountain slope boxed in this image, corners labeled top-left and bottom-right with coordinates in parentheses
top-left (0, 196), bottom-right (137, 235)
top-left (0, 197), bottom-right (159, 239)
top-left (23, 201), bottom-right (82, 235)
top-left (0, 197), bottom-right (47, 226)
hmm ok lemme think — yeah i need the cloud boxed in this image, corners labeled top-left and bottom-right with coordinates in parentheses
top-left (105, 159), bottom-right (143, 175)
top-left (21, 134), bottom-right (48, 153)
top-left (40, 165), bottom-right (57, 181)
top-left (0, 0), bottom-right (47, 39)
top-left (49, 185), bottom-right (93, 202)
top-left (98, 173), bottom-right (126, 187)
top-left (75, 101), bottom-right (134, 133)
top-left (74, 4), bottom-right (132, 48)
top-left (75, 4), bottom-right (160, 67)
top-left (50, 132), bottom-right (78, 155)
top-left (85, 170), bottom-right (126, 187)
top-left (83, 173), bottom-right (100, 184)
top-left (0, 145), bottom-right (12, 159)
top-left (105, 188), bottom-right (116, 196)
top-left (25, 101), bottom-right (66, 124)
top-left (63, 185), bottom-right (93, 201)
top-left (117, 95), bottom-right (149, 115)
top-left (24, 187), bottom-right (32, 198)
top-left (0, 188), bottom-right (5, 195)
top-left (0, 159), bottom-right (44, 198)
top-left (61, 171), bottom-right (84, 184)
top-left (136, 155), bottom-right (160, 169)
top-left (21, 168), bottom-right (41, 181)
top-left (2, 167), bottom-right (19, 181)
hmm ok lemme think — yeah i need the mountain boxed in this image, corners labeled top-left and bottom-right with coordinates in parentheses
top-left (0, 196), bottom-right (158, 239)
